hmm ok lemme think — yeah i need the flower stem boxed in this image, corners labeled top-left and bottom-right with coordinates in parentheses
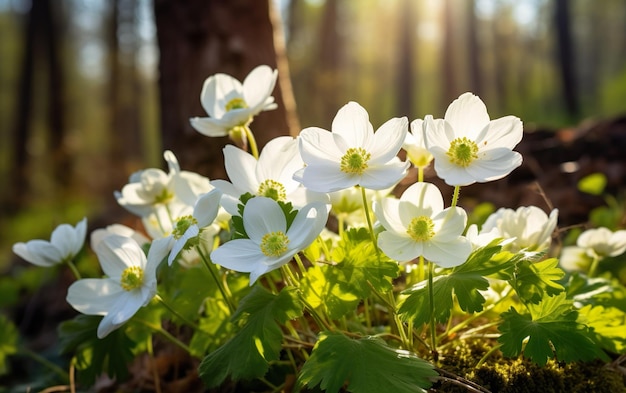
top-left (243, 123), bottom-right (260, 159)
top-left (451, 185), bottom-right (461, 207)
top-left (66, 260), bottom-right (81, 280)
top-left (135, 318), bottom-right (192, 354)
top-left (197, 246), bottom-right (236, 314)
top-left (360, 186), bottom-right (379, 256)
top-left (155, 293), bottom-right (202, 331)
top-left (587, 255), bottom-right (601, 278)
top-left (428, 261), bottom-right (438, 361)
top-left (418, 167), bottom-right (424, 183)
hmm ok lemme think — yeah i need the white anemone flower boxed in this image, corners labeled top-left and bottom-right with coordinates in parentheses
top-left (115, 150), bottom-right (212, 218)
top-left (294, 101), bottom-right (410, 193)
top-left (90, 224), bottom-right (150, 251)
top-left (425, 92), bottom-right (523, 186)
top-left (212, 136), bottom-right (328, 215)
top-left (481, 206), bottom-right (558, 253)
top-left (189, 65), bottom-right (278, 138)
top-left (577, 227), bottom-right (626, 258)
top-left (372, 182), bottom-right (472, 268)
top-left (66, 234), bottom-right (169, 338)
top-left (403, 118), bottom-right (433, 169)
top-left (210, 197), bottom-right (329, 285)
top-left (13, 218), bottom-right (87, 267)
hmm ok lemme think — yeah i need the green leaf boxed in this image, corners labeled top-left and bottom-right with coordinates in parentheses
top-left (0, 315), bottom-right (18, 375)
top-left (399, 242), bottom-right (508, 325)
top-left (302, 228), bottom-right (399, 319)
top-left (58, 314), bottom-right (137, 385)
top-left (510, 258), bottom-right (565, 303)
top-left (578, 304), bottom-right (626, 354)
top-left (498, 293), bottom-right (606, 366)
top-left (577, 173), bottom-right (607, 196)
top-left (297, 332), bottom-right (436, 393)
top-left (198, 285), bottom-right (303, 388)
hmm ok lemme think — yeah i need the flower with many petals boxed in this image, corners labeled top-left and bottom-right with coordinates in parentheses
top-left (425, 92), bottom-right (523, 186)
top-left (212, 136), bottom-right (328, 215)
top-left (115, 150), bottom-right (212, 218)
top-left (210, 197), bottom-right (328, 285)
top-left (577, 227), bottom-right (626, 258)
top-left (294, 101), bottom-right (409, 193)
top-left (189, 65), bottom-right (278, 142)
top-left (13, 218), bottom-right (87, 267)
top-left (481, 206), bottom-right (558, 253)
top-left (66, 234), bottom-right (168, 338)
top-left (373, 182), bottom-right (471, 268)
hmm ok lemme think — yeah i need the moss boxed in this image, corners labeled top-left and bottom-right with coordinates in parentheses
top-left (432, 339), bottom-right (626, 393)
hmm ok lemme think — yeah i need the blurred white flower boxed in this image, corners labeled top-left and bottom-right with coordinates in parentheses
top-left (294, 101), bottom-right (409, 193)
top-left (558, 245), bottom-right (592, 273)
top-left (13, 218), bottom-right (87, 267)
top-left (66, 235), bottom-right (169, 338)
top-left (425, 92), bottom-right (523, 186)
top-left (577, 227), bottom-right (626, 258)
top-left (211, 197), bottom-right (329, 285)
top-left (403, 118), bottom-right (433, 169)
top-left (373, 182), bottom-right (471, 268)
top-left (90, 224), bottom-right (150, 251)
top-left (212, 136), bottom-right (328, 215)
top-left (190, 65), bottom-right (278, 139)
top-left (115, 150), bottom-right (212, 218)
top-left (481, 206), bottom-right (558, 253)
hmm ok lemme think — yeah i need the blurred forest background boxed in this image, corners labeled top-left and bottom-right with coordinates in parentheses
top-left (1, 0), bottom-right (626, 271)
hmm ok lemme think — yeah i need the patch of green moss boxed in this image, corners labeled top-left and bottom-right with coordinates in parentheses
top-left (433, 339), bottom-right (626, 393)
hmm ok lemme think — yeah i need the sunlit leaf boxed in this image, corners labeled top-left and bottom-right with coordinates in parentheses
top-left (510, 258), bottom-right (565, 304)
top-left (0, 315), bottom-right (18, 375)
top-left (297, 331), bottom-right (436, 393)
top-left (578, 304), bottom-right (626, 354)
top-left (498, 293), bottom-right (606, 366)
top-left (577, 172), bottom-right (607, 196)
top-left (198, 285), bottom-right (303, 388)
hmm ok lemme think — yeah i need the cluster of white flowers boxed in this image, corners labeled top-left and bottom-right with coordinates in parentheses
top-left (14, 65), bottom-right (581, 339)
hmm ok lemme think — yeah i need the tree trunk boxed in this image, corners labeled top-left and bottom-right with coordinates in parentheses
top-left (396, 0), bottom-right (415, 118)
top-left (554, 0), bottom-right (580, 120)
top-left (467, 0), bottom-right (482, 97)
top-left (442, 0), bottom-right (458, 107)
top-left (153, 0), bottom-right (293, 180)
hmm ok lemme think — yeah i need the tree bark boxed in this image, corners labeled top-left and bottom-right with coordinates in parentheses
top-left (153, 0), bottom-right (293, 180)
top-left (554, 0), bottom-right (580, 120)
top-left (396, 0), bottom-right (415, 118)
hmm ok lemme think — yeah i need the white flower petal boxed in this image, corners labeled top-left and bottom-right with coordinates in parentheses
top-left (66, 278), bottom-right (124, 315)
top-left (256, 136), bottom-right (302, 189)
top-left (295, 164), bottom-right (359, 193)
top-left (378, 231), bottom-right (422, 262)
top-left (298, 127), bottom-right (343, 164)
top-left (423, 237), bottom-right (472, 268)
top-left (224, 145), bottom-right (260, 193)
top-left (200, 73), bottom-right (243, 118)
top-left (97, 292), bottom-right (145, 338)
top-left (211, 239), bottom-right (268, 272)
top-left (475, 116), bottom-right (523, 150)
top-left (373, 198), bottom-right (407, 234)
top-left (193, 189), bottom-right (222, 227)
top-left (13, 240), bottom-right (63, 267)
top-left (359, 161), bottom-right (409, 190)
top-left (331, 102), bottom-right (373, 149)
top-left (242, 197), bottom-right (286, 241)
top-left (243, 65), bottom-right (278, 110)
top-left (286, 202), bottom-right (329, 248)
top-left (444, 93), bottom-right (490, 139)
top-left (369, 117), bottom-right (408, 165)
top-left (431, 207), bottom-right (468, 242)
top-left (399, 182), bottom-right (444, 215)
top-left (466, 150), bottom-right (522, 182)
top-left (96, 235), bottom-right (147, 278)
top-left (190, 117), bottom-right (229, 137)
top-left (168, 225), bottom-right (199, 266)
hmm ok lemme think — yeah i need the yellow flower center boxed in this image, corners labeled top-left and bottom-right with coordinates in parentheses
top-left (447, 137), bottom-right (479, 167)
top-left (172, 215), bottom-right (198, 239)
top-left (120, 266), bottom-right (144, 291)
top-left (258, 180), bottom-right (287, 201)
top-left (340, 147), bottom-right (371, 175)
top-left (225, 97), bottom-right (248, 112)
top-left (154, 188), bottom-right (174, 204)
top-left (260, 231), bottom-right (290, 257)
top-left (407, 216), bottom-right (435, 242)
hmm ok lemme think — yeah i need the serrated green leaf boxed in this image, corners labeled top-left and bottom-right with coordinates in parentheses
top-left (297, 331), bottom-right (436, 393)
top-left (198, 285), bottom-right (303, 388)
top-left (0, 315), bottom-right (18, 375)
top-left (510, 258), bottom-right (565, 303)
top-left (303, 228), bottom-right (398, 319)
top-left (58, 314), bottom-right (137, 385)
top-left (578, 304), bottom-right (626, 354)
top-left (498, 293), bottom-right (606, 366)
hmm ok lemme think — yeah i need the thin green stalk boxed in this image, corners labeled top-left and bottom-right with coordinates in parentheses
top-left (451, 185), bottom-right (461, 207)
top-left (417, 166), bottom-right (424, 183)
top-left (476, 344), bottom-right (502, 368)
top-left (136, 318), bottom-right (192, 354)
top-left (66, 260), bottom-right (82, 280)
top-left (428, 261), bottom-right (438, 361)
top-left (197, 246), bottom-right (236, 313)
top-left (360, 186), bottom-right (380, 256)
top-left (155, 294), bottom-right (202, 331)
top-left (242, 123), bottom-right (259, 159)
top-left (19, 347), bottom-right (69, 382)
top-left (587, 255), bottom-right (601, 278)
top-left (294, 254), bottom-right (308, 277)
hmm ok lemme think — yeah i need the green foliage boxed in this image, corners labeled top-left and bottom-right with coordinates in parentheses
top-left (58, 315), bottom-right (140, 385)
top-left (399, 241), bottom-right (507, 325)
top-left (198, 285), bottom-right (303, 388)
top-left (0, 314), bottom-right (18, 375)
top-left (498, 293), bottom-right (606, 366)
top-left (302, 228), bottom-right (398, 319)
top-left (508, 258), bottom-right (565, 304)
top-left (577, 173), bottom-right (607, 196)
top-left (297, 331), bottom-right (437, 393)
